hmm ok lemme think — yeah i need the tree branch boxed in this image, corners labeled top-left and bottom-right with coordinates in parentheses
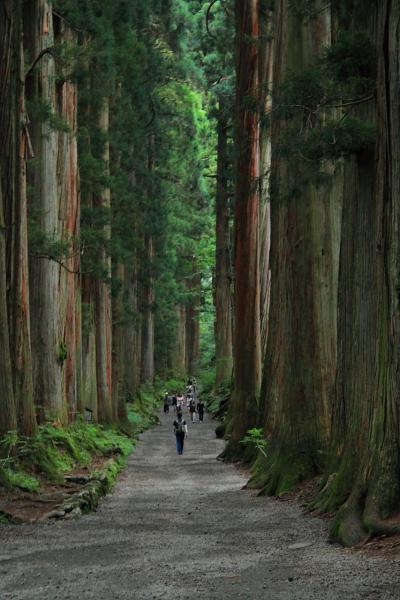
top-left (206, 0), bottom-right (220, 41)
top-left (25, 47), bottom-right (56, 80)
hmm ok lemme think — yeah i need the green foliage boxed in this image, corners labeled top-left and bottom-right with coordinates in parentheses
top-left (277, 116), bottom-right (375, 163)
top-left (323, 31), bottom-right (376, 94)
top-left (57, 340), bottom-right (68, 364)
top-left (0, 467), bottom-right (40, 492)
top-left (288, 0), bottom-right (317, 18)
top-left (26, 98), bottom-right (70, 132)
top-left (28, 210), bottom-right (71, 261)
top-left (271, 27), bottom-right (377, 195)
top-left (240, 428), bottom-right (269, 458)
top-left (0, 423), bottom-right (134, 489)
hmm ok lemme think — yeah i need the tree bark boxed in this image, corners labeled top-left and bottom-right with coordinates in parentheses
top-left (112, 261), bottom-right (128, 422)
top-left (254, 1), bottom-right (341, 491)
top-left (214, 105), bottom-right (233, 385)
top-left (123, 257), bottom-right (141, 399)
top-left (0, 0), bottom-right (35, 435)
top-left (227, 0), bottom-right (262, 453)
top-left (26, 0), bottom-right (65, 422)
top-left (168, 303), bottom-right (187, 376)
top-left (141, 235), bottom-right (155, 383)
top-left (13, 9), bottom-right (36, 434)
top-left (94, 98), bottom-right (113, 423)
top-left (258, 5), bottom-right (273, 361)
top-left (55, 19), bottom-right (81, 422)
top-left (185, 264), bottom-right (201, 376)
top-left (0, 176), bottom-right (16, 436)
top-left (315, 0), bottom-right (400, 546)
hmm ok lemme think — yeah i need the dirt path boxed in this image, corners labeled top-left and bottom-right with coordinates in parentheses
top-left (0, 412), bottom-right (399, 599)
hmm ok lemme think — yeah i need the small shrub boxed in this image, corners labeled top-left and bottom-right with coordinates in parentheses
top-left (240, 428), bottom-right (269, 458)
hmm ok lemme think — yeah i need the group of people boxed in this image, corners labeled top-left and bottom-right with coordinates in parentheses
top-left (162, 379), bottom-right (205, 455)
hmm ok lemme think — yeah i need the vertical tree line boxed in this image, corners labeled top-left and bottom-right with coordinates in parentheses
top-left (214, 0), bottom-right (400, 545)
top-left (0, 0), bottom-right (214, 434)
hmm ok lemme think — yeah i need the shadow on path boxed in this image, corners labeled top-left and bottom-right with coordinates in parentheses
top-left (0, 410), bottom-right (399, 599)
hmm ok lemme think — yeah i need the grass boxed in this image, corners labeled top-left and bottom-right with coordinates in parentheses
top-left (0, 422), bottom-right (136, 492)
top-left (0, 375), bottom-right (173, 497)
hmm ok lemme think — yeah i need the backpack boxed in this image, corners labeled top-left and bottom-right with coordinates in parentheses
top-left (175, 419), bottom-right (185, 434)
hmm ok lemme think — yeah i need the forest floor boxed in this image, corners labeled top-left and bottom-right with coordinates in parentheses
top-left (0, 412), bottom-right (399, 599)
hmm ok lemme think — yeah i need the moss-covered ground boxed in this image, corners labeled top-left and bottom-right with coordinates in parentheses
top-left (0, 380), bottom-right (173, 521)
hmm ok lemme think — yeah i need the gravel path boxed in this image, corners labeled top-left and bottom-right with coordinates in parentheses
top-left (0, 411), bottom-right (399, 599)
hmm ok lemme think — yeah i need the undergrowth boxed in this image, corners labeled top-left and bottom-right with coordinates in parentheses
top-left (0, 422), bottom-right (135, 492)
top-left (0, 377), bottom-right (168, 496)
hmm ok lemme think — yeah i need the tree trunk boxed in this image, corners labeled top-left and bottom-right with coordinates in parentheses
top-left (94, 98), bottom-right (113, 423)
top-left (26, 0), bottom-right (65, 422)
top-left (253, 1), bottom-right (341, 491)
top-left (0, 177), bottom-right (16, 436)
top-left (112, 261), bottom-right (128, 422)
top-left (258, 5), bottom-right (273, 361)
top-left (55, 18), bottom-right (81, 422)
top-left (169, 304), bottom-right (187, 376)
top-left (214, 106), bottom-right (233, 386)
top-left (185, 261), bottom-right (201, 376)
top-left (0, 0), bottom-right (35, 435)
top-left (227, 0), bottom-right (262, 453)
top-left (13, 10), bottom-right (36, 434)
top-left (0, 8), bottom-right (16, 432)
top-left (315, 1), bottom-right (400, 546)
top-left (141, 235), bottom-right (155, 383)
top-left (81, 276), bottom-right (97, 419)
top-left (123, 258), bottom-right (141, 399)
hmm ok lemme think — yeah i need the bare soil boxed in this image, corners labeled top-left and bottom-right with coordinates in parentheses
top-left (0, 412), bottom-right (399, 599)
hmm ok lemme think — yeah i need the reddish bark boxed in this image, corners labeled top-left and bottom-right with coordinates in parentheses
top-left (94, 98), bottom-right (113, 423)
top-left (214, 107), bottom-right (233, 385)
top-left (228, 0), bottom-right (262, 449)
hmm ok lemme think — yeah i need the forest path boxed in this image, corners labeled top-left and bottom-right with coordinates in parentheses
top-left (0, 412), bottom-right (399, 600)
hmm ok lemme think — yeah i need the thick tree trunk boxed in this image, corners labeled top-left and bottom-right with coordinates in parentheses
top-left (0, 0), bottom-right (17, 436)
top-left (254, 1), bottom-right (341, 491)
top-left (169, 303), bottom-right (187, 376)
top-left (0, 0), bottom-right (35, 435)
top-left (112, 261), bottom-right (128, 422)
top-left (227, 0), bottom-right (262, 453)
top-left (315, 1), bottom-right (400, 546)
top-left (141, 235), bottom-right (155, 383)
top-left (26, 0), bottom-right (66, 422)
top-left (55, 20), bottom-right (81, 422)
top-left (185, 262), bottom-right (200, 376)
top-left (214, 106), bottom-right (233, 385)
top-left (94, 98), bottom-right (113, 423)
top-left (13, 14), bottom-right (36, 434)
top-left (81, 276), bottom-right (97, 419)
top-left (258, 6), bottom-right (273, 360)
top-left (123, 258), bottom-right (141, 399)
top-left (0, 178), bottom-right (16, 436)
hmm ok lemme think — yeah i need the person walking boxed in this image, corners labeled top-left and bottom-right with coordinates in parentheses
top-left (172, 394), bottom-right (177, 414)
top-left (176, 393), bottom-right (184, 413)
top-left (173, 411), bottom-right (187, 455)
top-left (163, 393), bottom-right (169, 415)
top-left (197, 399), bottom-right (205, 423)
top-left (189, 398), bottom-right (196, 423)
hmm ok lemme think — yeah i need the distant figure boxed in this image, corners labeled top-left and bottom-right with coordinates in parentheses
top-left (173, 412), bottom-right (187, 455)
top-left (163, 393), bottom-right (169, 414)
top-left (176, 393), bottom-right (184, 412)
top-left (189, 398), bottom-right (196, 422)
top-left (197, 399), bottom-right (205, 423)
top-left (172, 394), bottom-right (177, 414)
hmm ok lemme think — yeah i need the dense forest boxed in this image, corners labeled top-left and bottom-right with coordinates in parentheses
top-left (1, 0), bottom-right (400, 549)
